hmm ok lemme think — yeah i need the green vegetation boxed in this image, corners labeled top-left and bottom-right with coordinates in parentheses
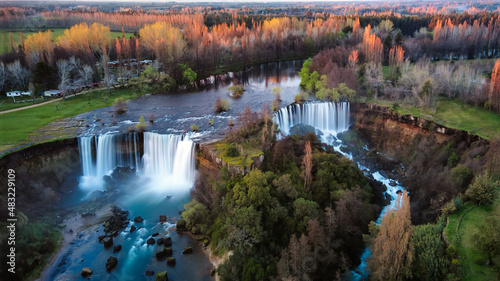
top-left (135, 115), bottom-right (148, 132)
top-left (214, 142), bottom-right (261, 168)
top-left (444, 196), bottom-right (500, 281)
top-left (0, 219), bottom-right (62, 281)
top-left (0, 97), bottom-right (48, 111)
top-left (293, 91), bottom-right (309, 103)
top-left (228, 85), bottom-right (245, 98)
top-left (368, 98), bottom-right (500, 140)
top-left (213, 97), bottom-right (230, 113)
top-left (190, 124), bottom-right (199, 132)
top-left (0, 88), bottom-right (144, 149)
top-left (0, 27), bottom-right (133, 55)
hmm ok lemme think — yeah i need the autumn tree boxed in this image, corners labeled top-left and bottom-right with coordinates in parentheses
top-left (139, 22), bottom-right (186, 68)
top-left (24, 30), bottom-right (55, 65)
top-left (302, 140), bottom-right (313, 190)
top-left (362, 25), bottom-right (383, 64)
top-left (490, 59), bottom-right (500, 113)
top-left (369, 192), bottom-right (413, 281)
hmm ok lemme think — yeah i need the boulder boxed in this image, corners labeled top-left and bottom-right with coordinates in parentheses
top-left (134, 216), bottom-right (144, 223)
top-left (166, 257), bottom-right (176, 266)
top-left (182, 247), bottom-right (193, 254)
top-left (105, 256), bottom-right (118, 271)
top-left (146, 270), bottom-right (155, 276)
top-left (155, 248), bottom-right (173, 259)
top-left (113, 245), bottom-right (122, 253)
top-left (130, 225), bottom-right (137, 233)
top-left (152, 232), bottom-right (159, 237)
top-left (210, 268), bottom-right (216, 276)
top-left (157, 238), bottom-right (164, 245)
top-left (163, 237), bottom-right (172, 246)
top-left (102, 237), bottom-right (113, 248)
top-left (98, 235), bottom-right (106, 242)
top-left (147, 238), bottom-right (155, 245)
top-left (156, 271), bottom-right (168, 281)
top-left (159, 215), bottom-right (167, 222)
top-left (81, 267), bottom-right (93, 277)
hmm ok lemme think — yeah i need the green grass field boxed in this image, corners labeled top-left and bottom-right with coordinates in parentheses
top-left (368, 98), bottom-right (500, 140)
top-left (214, 142), bottom-right (263, 168)
top-left (444, 195), bottom-right (500, 281)
top-left (0, 27), bottom-right (133, 55)
top-left (0, 88), bottom-right (143, 149)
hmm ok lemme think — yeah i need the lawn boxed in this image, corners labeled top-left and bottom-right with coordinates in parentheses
top-left (214, 142), bottom-right (263, 168)
top-left (367, 98), bottom-right (500, 140)
top-left (0, 87), bottom-right (143, 148)
top-left (0, 27), bottom-right (133, 55)
top-left (444, 195), bottom-right (500, 281)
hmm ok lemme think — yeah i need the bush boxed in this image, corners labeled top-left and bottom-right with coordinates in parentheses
top-left (214, 97), bottom-right (231, 113)
top-left (228, 85), bottom-right (245, 98)
top-left (451, 164), bottom-right (474, 191)
top-left (149, 113), bottom-right (155, 123)
top-left (209, 119), bottom-right (214, 125)
top-left (225, 144), bottom-right (240, 157)
top-left (294, 92), bottom-right (309, 103)
top-left (191, 124), bottom-right (199, 132)
top-left (465, 173), bottom-right (498, 205)
top-left (114, 98), bottom-right (127, 114)
top-left (135, 115), bottom-right (148, 132)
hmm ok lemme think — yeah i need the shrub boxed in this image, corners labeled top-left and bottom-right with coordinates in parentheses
top-left (228, 85), bottom-right (245, 98)
top-left (451, 164), bottom-right (474, 191)
top-left (208, 119), bottom-right (214, 125)
top-left (213, 97), bottom-right (230, 113)
top-left (465, 173), bottom-right (498, 205)
top-left (225, 144), bottom-right (240, 157)
top-left (114, 98), bottom-right (127, 114)
top-left (191, 124), bottom-right (199, 132)
top-left (294, 92), bottom-right (309, 103)
top-left (149, 113), bottom-right (155, 123)
top-left (228, 118), bottom-right (235, 126)
top-left (135, 115), bottom-right (148, 132)
top-left (447, 152), bottom-right (460, 167)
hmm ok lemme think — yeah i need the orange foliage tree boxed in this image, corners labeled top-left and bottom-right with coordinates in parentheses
top-left (490, 59), bottom-right (500, 113)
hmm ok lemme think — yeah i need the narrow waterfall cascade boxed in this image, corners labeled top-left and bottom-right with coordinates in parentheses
top-left (95, 133), bottom-right (140, 178)
top-left (273, 102), bottom-right (350, 136)
top-left (273, 102), bottom-right (406, 281)
top-left (142, 132), bottom-right (195, 185)
top-left (78, 136), bottom-right (95, 177)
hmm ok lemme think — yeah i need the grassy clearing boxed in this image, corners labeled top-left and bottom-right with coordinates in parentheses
top-left (444, 194), bottom-right (500, 281)
top-left (0, 27), bottom-right (133, 55)
top-left (0, 87), bottom-right (143, 147)
top-left (214, 142), bottom-right (263, 168)
top-left (367, 98), bottom-right (500, 140)
top-left (0, 96), bottom-right (54, 111)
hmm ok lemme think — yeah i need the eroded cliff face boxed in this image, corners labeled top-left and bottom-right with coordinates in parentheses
top-left (352, 103), bottom-right (490, 224)
top-left (0, 139), bottom-right (81, 219)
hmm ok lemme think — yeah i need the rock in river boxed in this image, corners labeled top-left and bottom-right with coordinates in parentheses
top-left (105, 256), bottom-right (118, 271)
top-left (113, 244), bottom-right (122, 253)
top-left (147, 238), bottom-right (155, 245)
top-left (134, 216), bottom-right (144, 223)
top-left (156, 271), bottom-right (168, 281)
top-left (81, 267), bottom-right (93, 277)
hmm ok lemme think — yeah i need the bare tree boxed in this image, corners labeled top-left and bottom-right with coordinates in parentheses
top-left (79, 65), bottom-right (94, 87)
top-left (302, 140), bottom-right (313, 190)
top-left (369, 192), bottom-right (413, 281)
top-left (7, 60), bottom-right (30, 90)
top-left (0, 62), bottom-right (6, 92)
top-left (57, 59), bottom-right (73, 98)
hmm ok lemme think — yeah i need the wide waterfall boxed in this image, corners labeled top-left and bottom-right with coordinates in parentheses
top-left (274, 102), bottom-right (350, 136)
top-left (142, 132), bottom-right (195, 184)
top-left (78, 132), bottom-right (195, 193)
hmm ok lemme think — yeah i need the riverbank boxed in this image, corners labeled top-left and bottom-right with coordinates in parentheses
top-left (37, 204), bottom-right (113, 281)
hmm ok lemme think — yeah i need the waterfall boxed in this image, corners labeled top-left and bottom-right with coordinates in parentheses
top-left (95, 133), bottom-right (140, 178)
top-left (274, 102), bottom-right (350, 136)
top-left (142, 132), bottom-right (195, 184)
top-left (78, 132), bottom-right (195, 192)
top-left (78, 136), bottom-right (95, 176)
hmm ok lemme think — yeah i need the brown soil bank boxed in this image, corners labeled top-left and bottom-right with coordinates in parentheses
top-left (0, 138), bottom-right (80, 219)
top-left (352, 103), bottom-right (493, 224)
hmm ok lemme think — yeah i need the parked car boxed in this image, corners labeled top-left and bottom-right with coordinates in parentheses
top-left (6, 91), bottom-right (22, 97)
top-left (44, 90), bottom-right (62, 97)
